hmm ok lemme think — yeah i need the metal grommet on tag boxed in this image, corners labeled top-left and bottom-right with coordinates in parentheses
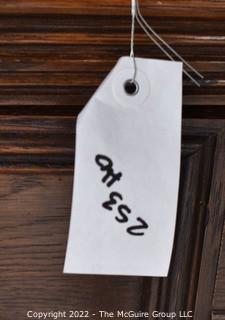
top-left (112, 67), bottom-right (150, 107)
top-left (124, 79), bottom-right (139, 96)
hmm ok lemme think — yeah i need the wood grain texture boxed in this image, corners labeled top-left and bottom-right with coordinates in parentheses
top-left (0, 1), bottom-right (223, 117)
top-left (0, 115), bottom-right (74, 172)
top-left (214, 223), bottom-right (225, 309)
top-left (0, 119), bottom-right (224, 320)
top-left (0, 174), bottom-right (144, 319)
top-left (0, 0), bottom-right (225, 18)
top-left (142, 120), bottom-right (225, 320)
top-left (212, 313), bottom-right (225, 320)
top-left (193, 121), bottom-right (225, 319)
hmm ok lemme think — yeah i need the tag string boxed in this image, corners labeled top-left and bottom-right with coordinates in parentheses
top-left (130, 0), bottom-right (204, 87)
top-left (130, 0), bottom-right (137, 82)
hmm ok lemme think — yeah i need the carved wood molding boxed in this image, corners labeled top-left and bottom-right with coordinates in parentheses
top-left (212, 312), bottom-right (225, 320)
top-left (141, 120), bottom-right (225, 320)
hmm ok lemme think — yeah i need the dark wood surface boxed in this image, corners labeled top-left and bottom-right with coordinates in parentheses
top-left (0, 119), bottom-right (224, 320)
top-left (214, 224), bottom-right (225, 310)
top-left (212, 314), bottom-right (225, 320)
top-left (0, 1), bottom-right (224, 320)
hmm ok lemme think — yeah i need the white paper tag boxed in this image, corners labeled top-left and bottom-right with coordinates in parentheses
top-left (64, 57), bottom-right (183, 277)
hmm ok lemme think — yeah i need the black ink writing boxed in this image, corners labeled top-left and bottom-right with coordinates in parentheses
top-left (102, 192), bottom-right (123, 211)
top-left (116, 204), bottom-right (131, 223)
top-left (127, 217), bottom-right (149, 236)
top-left (95, 155), bottom-right (122, 187)
top-left (95, 154), bottom-right (149, 236)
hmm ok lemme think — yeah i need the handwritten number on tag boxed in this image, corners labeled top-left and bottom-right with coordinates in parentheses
top-left (96, 155), bottom-right (149, 236)
top-left (116, 204), bottom-right (131, 223)
top-left (127, 218), bottom-right (149, 236)
top-left (102, 192), bottom-right (123, 210)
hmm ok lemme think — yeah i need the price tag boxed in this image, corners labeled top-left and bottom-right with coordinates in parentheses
top-left (64, 57), bottom-right (182, 276)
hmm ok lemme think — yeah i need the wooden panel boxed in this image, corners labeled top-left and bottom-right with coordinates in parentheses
top-left (214, 223), bottom-right (225, 309)
top-left (0, 174), bottom-right (144, 319)
top-left (0, 118), bottom-right (224, 319)
top-left (193, 121), bottom-right (225, 319)
top-left (0, 0), bottom-right (224, 18)
top-left (0, 1), bottom-right (223, 118)
top-left (143, 120), bottom-right (225, 319)
top-left (0, 115), bottom-right (74, 172)
top-left (212, 313), bottom-right (225, 320)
